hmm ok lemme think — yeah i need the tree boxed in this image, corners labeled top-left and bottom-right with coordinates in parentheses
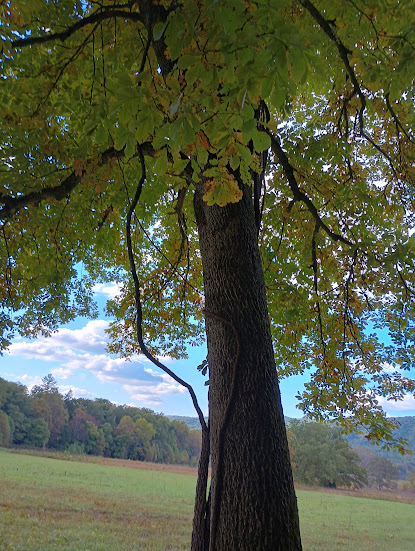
top-left (113, 415), bottom-right (136, 458)
top-left (84, 421), bottom-right (106, 455)
top-left (30, 382), bottom-right (69, 447)
top-left (356, 447), bottom-right (399, 491)
top-left (31, 374), bottom-right (59, 396)
top-left (288, 420), bottom-right (367, 488)
top-left (2, 1), bottom-right (415, 549)
top-left (133, 417), bottom-right (156, 460)
top-left (0, 379), bottom-right (32, 444)
top-left (0, 410), bottom-right (11, 447)
top-left (69, 407), bottom-right (99, 445)
top-left (406, 469), bottom-right (415, 491)
top-left (25, 418), bottom-right (50, 449)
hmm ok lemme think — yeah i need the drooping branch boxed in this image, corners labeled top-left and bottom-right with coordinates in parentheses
top-left (269, 132), bottom-right (356, 247)
top-left (311, 225), bottom-right (327, 358)
top-left (124, 149), bottom-right (210, 551)
top-left (11, 6), bottom-right (143, 49)
top-left (385, 93), bottom-right (415, 145)
top-left (126, 150), bottom-right (207, 428)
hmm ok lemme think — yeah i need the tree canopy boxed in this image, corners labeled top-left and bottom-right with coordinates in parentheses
top-left (1, 0), bottom-right (415, 443)
top-left (2, 1), bottom-right (415, 549)
top-left (288, 419), bottom-right (368, 488)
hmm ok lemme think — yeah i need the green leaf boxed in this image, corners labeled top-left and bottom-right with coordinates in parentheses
top-left (153, 21), bottom-right (167, 41)
top-left (252, 131), bottom-right (271, 153)
top-left (181, 119), bottom-right (195, 145)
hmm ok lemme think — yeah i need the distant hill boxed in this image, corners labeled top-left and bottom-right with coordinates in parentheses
top-left (167, 415), bottom-right (207, 431)
top-left (344, 416), bottom-right (415, 479)
top-left (168, 415), bottom-right (294, 430)
top-left (169, 414), bottom-right (415, 479)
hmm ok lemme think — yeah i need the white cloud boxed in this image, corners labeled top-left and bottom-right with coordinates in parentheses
top-left (6, 320), bottom-right (185, 406)
top-left (378, 394), bottom-right (415, 412)
top-left (58, 385), bottom-right (95, 399)
top-left (50, 367), bottom-right (73, 380)
top-left (7, 320), bottom-right (109, 357)
top-left (381, 362), bottom-right (398, 374)
top-left (92, 282), bottom-right (122, 299)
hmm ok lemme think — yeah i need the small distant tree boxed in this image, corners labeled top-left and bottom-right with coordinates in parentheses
top-left (69, 408), bottom-right (99, 445)
top-left (0, 380), bottom-right (32, 444)
top-left (30, 389), bottom-right (68, 447)
top-left (289, 420), bottom-right (367, 489)
top-left (84, 421), bottom-right (106, 456)
top-left (0, 410), bottom-right (11, 447)
top-left (25, 418), bottom-right (50, 449)
top-left (101, 422), bottom-right (114, 457)
top-left (31, 374), bottom-right (59, 396)
top-left (356, 447), bottom-right (399, 491)
top-left (133, 417), bottom-right (156, 460)
top-left (406, 470), bottom-right (415, 491)
top-left (113, 415), bottom-right (135, 459)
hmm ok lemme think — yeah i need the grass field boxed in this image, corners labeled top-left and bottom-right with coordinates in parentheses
top-left (1, 448), bottom-right (414, 550)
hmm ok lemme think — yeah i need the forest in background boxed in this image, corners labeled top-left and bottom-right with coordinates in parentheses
top-left (0, 375), bottom-right (202, 465)
top-left (1, 374), bottom-right (414, 491)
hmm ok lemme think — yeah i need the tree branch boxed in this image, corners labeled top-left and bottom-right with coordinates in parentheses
top-left (269, 131), bottom-right (356, 247)
top-left (300, 0), bottom-right (399, 176)
top-left (11, 7), bottom-right (143, 49)
top-left (125, 150), bottom-right (210, 551)
top-left (0, 143), bottom-right (155, 222)
top-left (299, 0), bottom-right (366, 131)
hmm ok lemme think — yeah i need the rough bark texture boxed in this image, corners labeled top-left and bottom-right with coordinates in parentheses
top-left (193, 180), bottom-right (302, 550)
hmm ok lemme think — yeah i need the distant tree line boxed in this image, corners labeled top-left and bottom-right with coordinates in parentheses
top-left (0, 375), bottom-right (202, 465)
top-left (0, 375), bottom-right (412, 491)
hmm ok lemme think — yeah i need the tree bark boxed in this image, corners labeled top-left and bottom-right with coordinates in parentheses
top-left (193, 179), bottom-right (302, 550)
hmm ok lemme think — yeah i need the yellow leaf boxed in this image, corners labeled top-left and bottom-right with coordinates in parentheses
top-left (202, 171), bottom-right (243, 207)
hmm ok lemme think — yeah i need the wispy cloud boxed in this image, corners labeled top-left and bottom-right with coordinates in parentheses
top-left (6, 320), bottom-right (185, 406)
top-left (378, 394), bottom-right (415, 412)
top-left (58, 385), bottom-right (96, 399)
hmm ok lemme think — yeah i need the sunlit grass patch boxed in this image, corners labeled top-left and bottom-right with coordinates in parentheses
top-left (0, 448), bottom-right (194, 550)
top-left (1, 448), bottom-right (414, 550)
top-left (297, 489), bottom-right (415, 551)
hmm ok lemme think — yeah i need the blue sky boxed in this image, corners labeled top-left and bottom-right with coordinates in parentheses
top-left (2, 283), bottom-right (415, 418)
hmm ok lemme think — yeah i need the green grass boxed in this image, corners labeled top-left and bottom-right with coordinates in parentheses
top-left (296, 490), bottom-right (414, 551)
top-left (1, 448), bottom-right (414, 550)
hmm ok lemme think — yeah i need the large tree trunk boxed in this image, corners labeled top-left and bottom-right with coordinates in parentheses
top-left (193, 180), bottom-right (302, 550)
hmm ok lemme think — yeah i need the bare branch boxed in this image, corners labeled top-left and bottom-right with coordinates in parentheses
top-left (125, 150), bottom-right (210, 551)
top-left (11, 7), bottom-right (143, 49)
top-left (311, 225), bottom-right (327, 357)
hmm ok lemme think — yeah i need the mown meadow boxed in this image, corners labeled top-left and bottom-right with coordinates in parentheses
top-left (0, 447), bottom-right (414, 551)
